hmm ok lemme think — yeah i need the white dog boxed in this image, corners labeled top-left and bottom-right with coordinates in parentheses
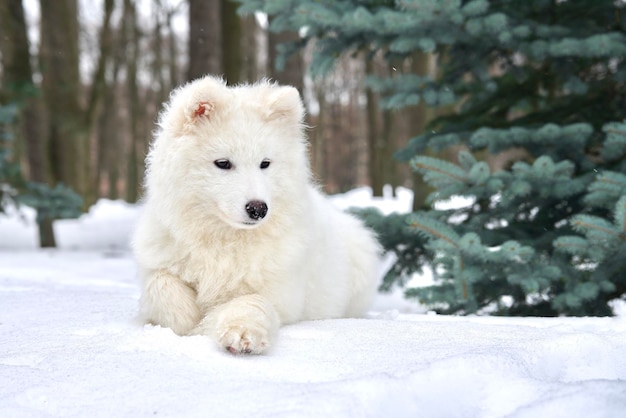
top-left (132, 75), bottom-right (380, 354)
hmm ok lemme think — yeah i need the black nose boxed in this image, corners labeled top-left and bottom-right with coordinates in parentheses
top-left (245, 200), bottom-right (268, 220)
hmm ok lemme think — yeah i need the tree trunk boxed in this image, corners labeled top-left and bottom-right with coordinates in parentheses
top-left (268, 25), bottom-right (304, 91)
top-left (123, 0), bottom-right (142, 203)
top-left (0, 0), bottom-right (56, 247)
top-left (39, 0), bottom-right (87, 203)
top-left (312, 86), bottom-right (326, 184)
top-left (94, 0), bottom-right (135, 200)
top-left (187, 0), bottom-right (221, 81)
top-left (152, 1), bottom-right (168, 109)
top-left (365, 60), bottom-right (385, 197)
top-left (165, 6), bottom-right (181, 88)
top-left (381, 108), bottom-right (396, 196)
top-left (221, 0), bottom-right (242, 85)
top-left (85, 0), bottom-right (114, 131)
top-left (84, 0), bottom-right (115, 206)
top-left (241, 14), bottom-right (262, 82)
top-left (410, 52), bottom-right (436, 211)
top-left (97, 13), bottom-right (124, 200)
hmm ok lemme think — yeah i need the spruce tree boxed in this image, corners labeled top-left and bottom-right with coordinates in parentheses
top-left (238, 0), bottom-right (626, 315)
top-left (0, 103), bottom-right (82, 232)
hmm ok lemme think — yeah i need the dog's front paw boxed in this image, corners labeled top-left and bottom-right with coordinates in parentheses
top-left (217, 323), bottom-right (270, 355)
top-left (193, 294), bottom-right (279, 355)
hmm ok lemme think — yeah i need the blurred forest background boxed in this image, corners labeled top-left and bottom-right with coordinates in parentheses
top-left (0, 0), bottom-right (418, 207)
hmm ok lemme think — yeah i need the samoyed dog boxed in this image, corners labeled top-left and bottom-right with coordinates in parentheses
top-left (133, 75), bottom-right (381, 354)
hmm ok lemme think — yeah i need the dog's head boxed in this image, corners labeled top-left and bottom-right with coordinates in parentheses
top-left (146, 76), bottom-right (310, 231)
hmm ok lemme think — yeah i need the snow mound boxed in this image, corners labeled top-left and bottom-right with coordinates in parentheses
top-left (1, 251), bottom-right (625, 417)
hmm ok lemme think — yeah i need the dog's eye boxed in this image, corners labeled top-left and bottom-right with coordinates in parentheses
top-left (260, 160), bottom-right (271, 169)
top-left (214, 159), bottom-right (232, 170)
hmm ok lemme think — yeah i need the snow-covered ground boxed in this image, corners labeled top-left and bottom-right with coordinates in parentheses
top-left (1, 188), bottom-right (625, 417)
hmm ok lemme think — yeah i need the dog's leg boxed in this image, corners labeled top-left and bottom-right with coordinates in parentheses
top-left (139, 269), bottom-right (201, 335)
top-left (191, 294), bottom-right (280, 355)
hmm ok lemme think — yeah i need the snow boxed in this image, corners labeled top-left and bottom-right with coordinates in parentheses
top-left (1, 189), bottom-right (626, 417)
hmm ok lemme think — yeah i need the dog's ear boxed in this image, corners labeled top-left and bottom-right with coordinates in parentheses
top-left (158, 75), bottom-right (229, 136)
top-left (187, 100), bottom-right (216, 122)
top-left (183, 77), bottom-right (229, 127)
top-left (185, 83), bottom-right (227, 125)
top-left (265, 86), bottom-right (304, 124)
top-left (181, 96), bottom-right (217, 133)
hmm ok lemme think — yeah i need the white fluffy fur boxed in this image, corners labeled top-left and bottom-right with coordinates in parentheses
top-left (132, 75), bottom-right (381, 354)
